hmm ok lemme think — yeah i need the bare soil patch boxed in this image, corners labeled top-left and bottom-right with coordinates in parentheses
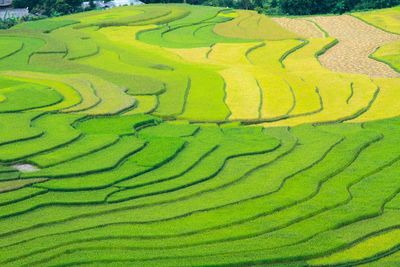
top-left (11, 164), bottom-right (40, 172)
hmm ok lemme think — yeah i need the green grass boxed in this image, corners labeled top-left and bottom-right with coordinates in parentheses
top-left (136, 6), bottom-right (247, 48)
top-left (0, 119), bottom-right (397, 266)
top-left (0, 112), bottom-right (44, 145)
top-left (0, 124), bottom-right (358, 265)
top-left (178, 65), bottom-right (230, 121)
top-left (1, 74), bottom-right (83, 112)
top-left (7, 73), bottom-right (101, 113)
top-left (28, 52), bottom-right (165, 98)
top-left (213, 10), bottom-right (301, 41)
top-left (34, 136), bottom-right (185, 190)
top-left (0, 187), bottom-right (47, 206)
top-left (0, 188), bottom-right (118, 219)
top-left (0, 165), bottom-right (17, 172)
top-left (0, 114), bottom-right (84, 162)
top-left (27, 134), bottom-right (120, 168)
top-left (0, 171), bottom-right (20, 181)
top-left (73, 5), bottom-right (189, 28)
top-left (138, 122), bottom-right (199, 138)
top-left (123, 95), bottom-right (157, 115)
top-left (78, 75), bottom-right (137, 115)
top-left (308, 228), bottom-right (400, 265)
top-left (0, 38), bottom-right (23, 59)
top-left (0, 77), bottom-right (23, 89)
top-left (24, 135), bottom-right (146, 178)
top-left (75, 114), bottom-right (160, 135)
top-left (0, 36), bottom-right (46, 71)
top-left (46, 26), bottom-right (99, 61)
top-left (15, 128), bottom-right (382, 266)
top-left (0, 83), bottom-right (63, 112)
top-left (114, 137), bottom-right (218, 191)
top-left (4, 28), bottom-right (68, 54)
top-left (13, 20), bottom-right (79, 33)
top-left (0, 178), bottom-right (47, 193)
top-left (76, 48), bottom-right (166, 95)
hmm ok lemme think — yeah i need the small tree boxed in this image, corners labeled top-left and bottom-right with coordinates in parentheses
top-left (89, 0), bottom-right (95, 9)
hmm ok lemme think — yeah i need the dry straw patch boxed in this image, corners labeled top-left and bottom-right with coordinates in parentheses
top-left (273, 14), bottom-right (400, 78)
top-left (272, 17), bottom-right (325, 38)
top-left (307, 15), bottom-right (400, 78)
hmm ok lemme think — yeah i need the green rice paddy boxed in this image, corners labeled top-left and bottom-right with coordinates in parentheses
top-left (0, 4), bottom-right (399, 266)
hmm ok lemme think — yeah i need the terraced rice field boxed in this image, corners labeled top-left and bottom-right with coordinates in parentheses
top-left (0, 4), bottom-right (400, 266)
